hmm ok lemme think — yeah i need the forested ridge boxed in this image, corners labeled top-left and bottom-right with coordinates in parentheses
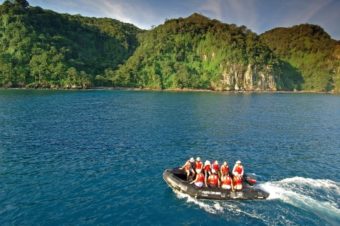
top-left (112, 13), bottom-right (283, 91)
top-left (0, 0), bottom-right (339, 92)
top-left (261, 25), bottom-right (340, 92)
top-left (0, 0), bottom-right (140, 88)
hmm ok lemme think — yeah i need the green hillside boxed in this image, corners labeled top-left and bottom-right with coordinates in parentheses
top-left (260, 24), bottom-right (339, 92)
top-left (0, 1), bottom-right (339, 92)
top-left (111, 14), bottom-right (290, 91)
top-left (0, 0), bottom-right (140, 88)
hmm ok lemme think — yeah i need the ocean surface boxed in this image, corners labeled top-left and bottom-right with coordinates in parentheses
top-left (0, 89), bottom-right (339, 226)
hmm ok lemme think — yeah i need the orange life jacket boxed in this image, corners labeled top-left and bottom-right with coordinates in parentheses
top-left (195, 161), bottom-right (203, 170)
top-left (208, 174), bottom-right (218, 186)
top-left (234, 165), bottom-right (243, 175)
top-left (221, 165), bottom-right (229, 175)
top-left (221, 175), bottom-right (232, 185)
top-left (196, 173), bottom-right (205, 183)
top-left (234, 176), bottom-right (242, 186)
top-left (212, 163), bottom-right (219, 172)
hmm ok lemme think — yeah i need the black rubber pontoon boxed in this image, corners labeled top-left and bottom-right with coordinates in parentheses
top-left (163, 168), bottom-right (269, 200)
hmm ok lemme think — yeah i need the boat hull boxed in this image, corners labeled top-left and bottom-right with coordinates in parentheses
top-left (163, 168), bottom-right (269, 200)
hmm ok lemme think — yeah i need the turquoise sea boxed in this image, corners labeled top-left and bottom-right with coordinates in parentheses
top-left (0, 90), bottom-right (339, 225)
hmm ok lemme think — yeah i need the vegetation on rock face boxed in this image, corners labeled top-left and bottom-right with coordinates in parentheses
top-left (112, 14), bottom-right (287, 91)
top-left (0, 0), bottom-right (140, 88)
top-left (0, 1), bottom-right (339, 92)
top-left (260, 24), bottom-right (339, 91)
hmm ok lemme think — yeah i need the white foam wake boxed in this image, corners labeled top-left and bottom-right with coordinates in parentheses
top-left (174, 189), bottom-right (271, 224)
top-left (259, 177), bottom-right (340, 225)
top-left (173, 189), bottom-right (223, 214)
top-left (279, 177), bottom-right (340, 195)
top-left (171, 177), bottom-right (340, 225)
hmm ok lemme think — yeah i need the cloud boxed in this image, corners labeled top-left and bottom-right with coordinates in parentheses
top-left (225, 0), bottom-right (259, 32)
top-left (197, 0), bottom-right (260, 32)
top-left (308, 0), bottom-right (340, 40)
top-left (80, 0), bottom-right (159, 29)
top-left (198, 0), bottom-right (223, 20)
top-left (279, 0), bottom-right (332, 26)
top-left (28, 0), bottom-right (160, 29)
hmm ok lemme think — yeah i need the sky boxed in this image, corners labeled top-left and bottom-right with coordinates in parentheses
top-left (2, 0), bottom-right (340, 40)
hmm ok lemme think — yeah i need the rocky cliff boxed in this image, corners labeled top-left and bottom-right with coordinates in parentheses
top-left (112, 14), bottom-right (288, 91)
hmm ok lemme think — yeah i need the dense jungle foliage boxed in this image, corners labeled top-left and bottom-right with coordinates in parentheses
top-left (1, 0), bottom-right (339, 91)
top-left (111, 13), bottom-right (283, 90)
top-left (0, 0), bottom-right (140, 88)
top-left (261, 25), bottom-right (340, 91)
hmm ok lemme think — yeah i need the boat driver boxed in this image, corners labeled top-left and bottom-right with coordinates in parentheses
top-left (180, 157), bottom-right (195, 180)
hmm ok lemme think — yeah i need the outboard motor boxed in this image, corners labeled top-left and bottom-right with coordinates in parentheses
top-left (244, 175), bottom-right (257, 186)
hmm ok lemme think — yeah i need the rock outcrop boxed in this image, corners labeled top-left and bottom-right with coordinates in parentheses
top-left (217, 63), bottom-right (277, 91)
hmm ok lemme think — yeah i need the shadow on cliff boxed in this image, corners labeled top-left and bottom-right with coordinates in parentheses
top-left (278, 61), bottom-right (304, 91)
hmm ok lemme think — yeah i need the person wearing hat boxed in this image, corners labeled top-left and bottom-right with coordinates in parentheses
top-left (180, 157), bottom-right (195, 180)
top-left (195, 157), bottom-right (203, 174)
top-left (232, 160), bottom-right (244, 190)
top-left (203, 160), bottom-right (211, 174)
top-left (212, 160), bottom-right (221, 179)
top-left (212, 160), bottom-right (219, 172)
top-left (220, 161), bottom-right (230, 176)
top-left (232, 160), bottom-right (244, 177)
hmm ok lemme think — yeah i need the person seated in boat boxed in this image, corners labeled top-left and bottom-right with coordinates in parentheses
top-left (180, 157), bottom-right (195, 180)
top-left (190, 171), bottom-right (205, 188)
top-left (203, 160), bottom-right (211, 175)
top-left (221, 171), bottom-right (234, 191)
top-left (195, 157), bottom-right (203, 173)
top-left (232, 160), bottom-right (244, 178)
top-left (203, 160), bottom-right (211, 185)
top-left (212, 160), bottom-right (219, 173)
top-left (233, 175), bottom-right (243, 191)
top-left (212, 160), bottom-right (221, 178)
top-left (220, 161), bottom-right (230, 176)
top-left (207, 169), bottom-right (220, 188)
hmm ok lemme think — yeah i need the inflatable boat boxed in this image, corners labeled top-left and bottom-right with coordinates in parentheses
top-left (163, 168), bottom-right (269, 200)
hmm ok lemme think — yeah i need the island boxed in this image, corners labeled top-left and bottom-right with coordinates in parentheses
top-left (0, 0), bottom-right (339, 92)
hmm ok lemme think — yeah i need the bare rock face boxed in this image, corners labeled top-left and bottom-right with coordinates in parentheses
top-left (218, 63), bottom-right (277, 91)
top-left (333, 65), bottom-right (340, 93)
top-left (243, 64), bottom-right (254, 90)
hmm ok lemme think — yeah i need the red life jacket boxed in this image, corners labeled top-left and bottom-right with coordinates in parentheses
top-left (196, 173), bottom-right (205, 183)
top-left (221, 175), bottom-right (232, 185)
top-left (212, 163), bottom-right (219, 172)
top-left (208, 174), bottom-right (218, 186)
top-left (235, 165), bottom-right (243, 175)
top-left (195, 161), bottom-right (203, 170)
top-left (204, 165), bottom-right (211, 172)
top-left (221, 165), bottom-right (229, 175)
top-left (234, 176), bottom-right (242, 186)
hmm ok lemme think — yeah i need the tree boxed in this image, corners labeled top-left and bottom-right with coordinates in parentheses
top-left (29, 52), bottom-right (49, 83)
top-left (14, 0), bottom-right (29, 8)
top-left (0, 53), bottom-right (13, 86)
